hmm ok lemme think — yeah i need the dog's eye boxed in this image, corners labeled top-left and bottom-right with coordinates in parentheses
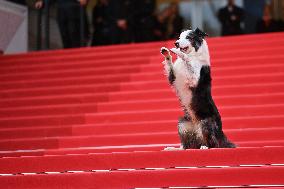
top-left (174, 42), bottom-right (179, 48)
top-left (186, 35), bottom-right (194, 41)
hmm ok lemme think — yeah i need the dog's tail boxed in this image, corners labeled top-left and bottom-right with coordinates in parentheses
top-left (220, 133), bottom-right (237, 148)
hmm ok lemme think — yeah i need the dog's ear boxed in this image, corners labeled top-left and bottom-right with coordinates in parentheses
top-left (186, 28), bottom-right (208, 52)
top-left (194, 28), bottom-right (208, 39)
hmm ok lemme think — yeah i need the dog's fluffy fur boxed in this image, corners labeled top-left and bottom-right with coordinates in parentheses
top-left (161, 28), bottom-right (235, 150)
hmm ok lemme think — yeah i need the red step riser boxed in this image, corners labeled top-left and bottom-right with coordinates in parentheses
top-left (86, 105), bottom-right (284, 124)
top-left (1, 82), bottom-right (280, 99)
top-left (0, 117), bottom-right (283, 139)
top-left (1, 54), bottom-right (283, 79)
top-left (223, 116), bottom-right (284, 129)
top-left (1, 53), bottom-right (283, 80)
top-left (1, 31), bottom-right (282, 59)
top-left (0, 129), bottom-right (283, 151)
top-left (0, 115), bottom-right (86, 128)
top-left (0, 138), bottom-right (59, 151)
top-left (114, 83), bottom-right (284, 97)
top-left (0, 41), bottom-right (164, 61)
top-left (0, 66), bottom-right (283, 90)
top-left (215, 94), bottom-right (284, 106)
top-left (109, 88), bottom-right (276, 102)
top-left (226, 128), bottom-right (284, 142)
top-left (0, 66), bottom-right (141, 82)
top-left (0, 87), bottom-right (281, 110)
top-left (49, 140), bottom-right (284, 154)
top-left (97, 95), bottom-right (284, 113)
top-left (220, 105), bottom-right (284, 117)
top-left (1, 166), bottom-right (284, 189)
top-left (0, 85), bottom-right (121, 99)
top-left (0, 73), bottom-right (282, 96)
top-left (0, 104), bottom-right (98, 118)
top-left (0, 49), bottom-right (281, 75)
top-left (210, 48), bottom-right (284, 59)
top-left (1, 73), bottom-right (282, 93)
top-left (2, 93), bottom-right (284, 117)
top-left (130, 69), bottom-right (284, 83)
top-left (0, 147), bottom-right (283, 174)
top-left (0, 124), bottom-right (175, 139)
top-left (152, 55), bottom-right (284, 67)
top-left (212, 74), bottom-right (284, 86)
top-left (0, 75), bottom-right (131, 90)
top-left (209, 41), bottom-right (284, 51)
top-left (1, 43), bottom-right (283, 64)
top-left (0, 56), bottom-right (283, 82)
top-left (0, 57), bottom-right (149, 74)
top-left (0, 127), bottom-right (73, 140)
top-left (0, 49), bottom-right (158, 65)
top-left (2, 114), bottom-right (284, 137)
top-left (0, 93), bottom-right (108, 109)
top-left (1, 115), bottom-right (284, 139)
top-left (2, 139), bottom-right (284, 158)
top-left (0, 66), bottom-right (143, 82)
top-left (120, 80), bottom-right (284, 91)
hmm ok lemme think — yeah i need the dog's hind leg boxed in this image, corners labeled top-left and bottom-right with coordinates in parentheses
top-left (200, 119), bottom-right (220, 148)
top-left (200, 119), bottom-right (236, 148)
top-left (161, 47), bottom-right (175, 85)
top-left (177, 117), bottom-right (202, 149)
top-left (163, 116), bottom-right (193, 151)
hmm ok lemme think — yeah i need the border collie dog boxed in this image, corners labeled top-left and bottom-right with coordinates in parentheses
top-left (161, 28), bottom-right (235, 150)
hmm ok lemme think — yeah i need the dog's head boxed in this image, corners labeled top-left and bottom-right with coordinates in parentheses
top-left (174, 28), bottom-right (208, 54)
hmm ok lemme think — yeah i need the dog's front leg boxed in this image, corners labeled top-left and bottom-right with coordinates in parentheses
top-left (161, 47), bottom-right (175, 85)
top-left (170, 48), bottom-right (191, 62)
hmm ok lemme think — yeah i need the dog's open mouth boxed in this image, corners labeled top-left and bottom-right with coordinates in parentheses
top-left (180, 46), bottom-right (189, 53)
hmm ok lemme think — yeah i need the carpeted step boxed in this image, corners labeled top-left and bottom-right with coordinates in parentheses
top-left (0, 32), bottom-right (282, 63)
top-left (0, 166), bottom-right (283, 189)
top-left (2, 139), bottom-right (284, 158)
top-left (0, 127), bottom-right (283, 151)
top-left (1, 93), bottom-right (284, 117)
top-left (1, 78), bottom-right (284, 99)
top-left (0, 62), bottom-right (284, 90)
top-left (0, 147), bottom-right (282, 174)
top-left (1, 114), bottom-right (284, 139)
top-left (0, 32), bottom-right (284, 189)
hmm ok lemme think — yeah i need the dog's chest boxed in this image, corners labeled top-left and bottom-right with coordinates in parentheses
top-left (173, 59), bottom-right (201, 89)
top-left (173, 59), bottom-right (202, 108)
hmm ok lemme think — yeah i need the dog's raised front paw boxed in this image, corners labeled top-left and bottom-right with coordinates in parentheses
top-left (164, 146), bottom-right (184, 151)
top-left (170, 48), bottom-right (179, 55)
top-left (200, 146), bottom-right (209, 149)
top-left (170, 48), bottom-right (190, 62)
top-left (160, 47), bottom-right (170, 57)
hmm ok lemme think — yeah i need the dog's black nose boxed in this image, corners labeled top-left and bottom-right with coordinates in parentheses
top-left (174, 42), bottom-right (179, 48)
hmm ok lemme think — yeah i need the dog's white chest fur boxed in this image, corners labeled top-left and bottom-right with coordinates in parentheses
top-left (173, 58), bottom-right (202, 110)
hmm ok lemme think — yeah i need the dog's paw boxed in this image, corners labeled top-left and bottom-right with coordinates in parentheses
top-left (170, 48), bottom-right (190, 62)
top-left (170, 48), bottom-right (179, 55)
top-left (164, 147), bottom-right (183, 151)
top-left (200, 146), bottom-right (209, 149)
top-left (160, 47), bottom-right (170, 57)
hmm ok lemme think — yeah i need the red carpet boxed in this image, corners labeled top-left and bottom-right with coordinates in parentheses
top-left (0, 32), bottom-right (284, 188)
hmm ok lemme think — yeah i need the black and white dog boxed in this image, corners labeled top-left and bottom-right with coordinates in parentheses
top-left (161, 28), bottom-right (235, 150)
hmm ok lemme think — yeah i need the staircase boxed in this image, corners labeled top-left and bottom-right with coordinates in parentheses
top-left (0, 32), bottom-right (284, 188)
